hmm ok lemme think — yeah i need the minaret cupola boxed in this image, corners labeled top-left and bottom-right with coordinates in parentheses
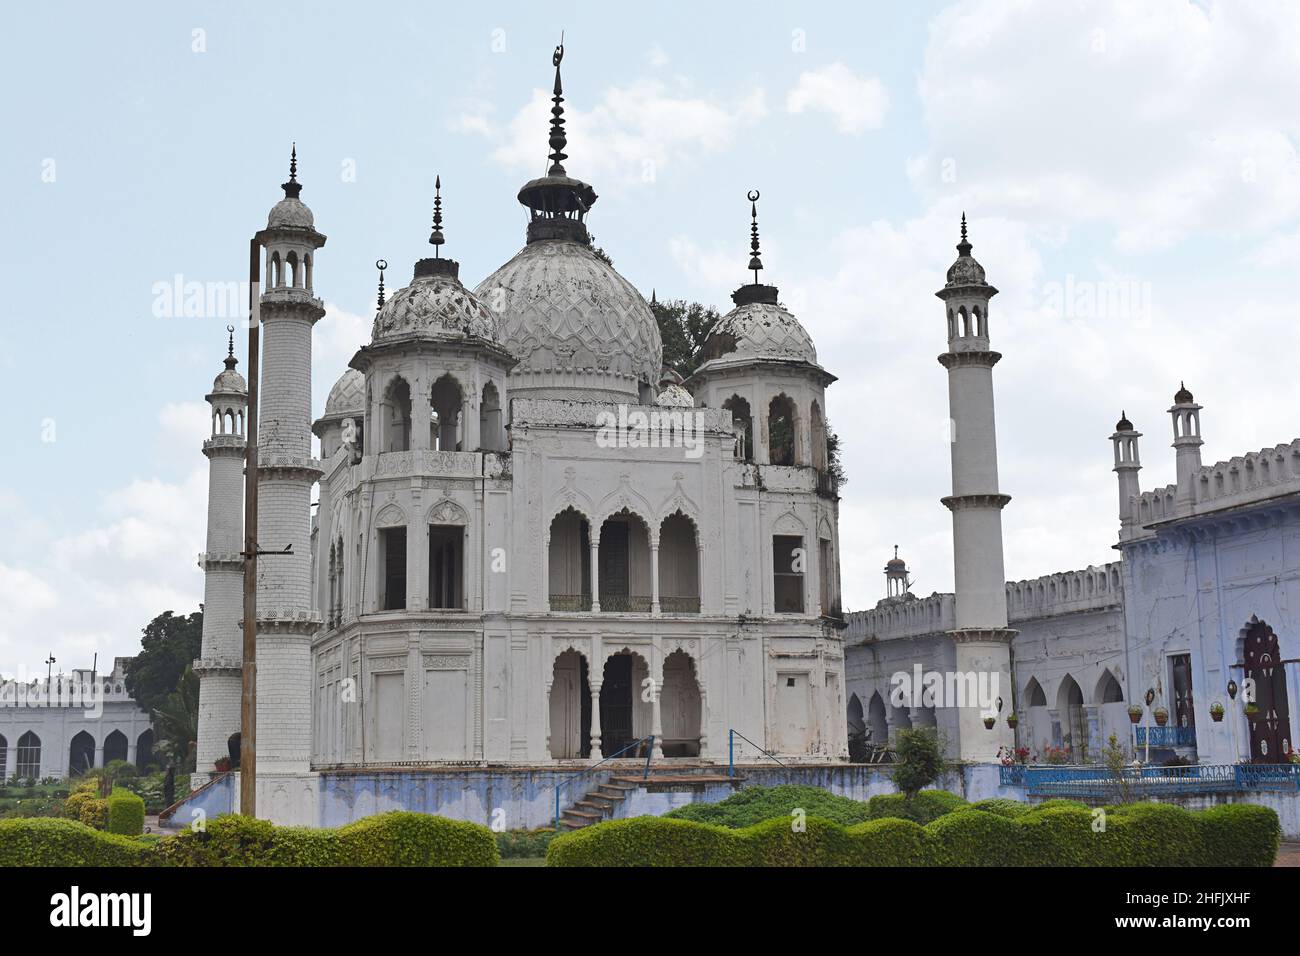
top-left (936, 213), bottom-right (998, 353)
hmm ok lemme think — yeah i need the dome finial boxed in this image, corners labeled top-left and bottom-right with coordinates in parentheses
top-left (430, 175), bottom-right (445, 256)
top-left (281, 143), bottom-right (303, 199)
top-left (547, 36), bottom-right (568, 176)
top-left (224, 324), bottom-right (238, 370)
top-left (1174, 381), bottom-right (1194, 404)
top-left (375, 259), bottom-right (388, 310)
top-left (957, 211), bottom-right (972, 256)
top-left (747, 190), bottom-right (763, 285)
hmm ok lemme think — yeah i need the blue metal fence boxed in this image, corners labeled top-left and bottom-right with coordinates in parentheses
top-left (998, 762), bottom-right (1300, 796)
top-left (1134, 726), bottom-right (1197, 747)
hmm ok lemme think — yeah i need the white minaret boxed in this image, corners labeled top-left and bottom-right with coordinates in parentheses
top-left (936, 215), bottom-right (1016, 761)
top-left (252, 146), bottom-right (326, 781)
top-left (1170, 382), bottom-right (1203, 509)
top-left (1111, 411), bottom-right (1142, 540)
top-left (194, 329), bottom-right (247, 778)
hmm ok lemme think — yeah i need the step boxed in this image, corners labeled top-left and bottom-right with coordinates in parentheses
top-left (574, 799), bottom-right (613, 812)
top-left (561, 808), bottom-right (602, 820)
top-left (594, 788), bottom-right (628, 801)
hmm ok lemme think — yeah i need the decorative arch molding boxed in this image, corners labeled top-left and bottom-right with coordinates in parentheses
top-left (1094, 667), bottom-right (1125, 704)
top-left (548, 467), bottom-right (596, 531)
top-left (661, 641), bottom-right (709, 705)
top-left (772, 507), bottom-right (806, 536)
top-left (1023, 675), bottom-right (1047, 707)
top-left (424, 497), bottom-right (468, 526)
top-left (595, 476), bottom-right (657, 532)
top-left (374, 503), bottom-right (406, 528)
top-left (549, 640), bottom-right (592, 667)
top-left (657, 473), bottom-right (701, 525)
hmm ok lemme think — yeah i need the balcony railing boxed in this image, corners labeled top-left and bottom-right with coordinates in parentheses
top-left (998, 762), bottom-right (1300, 796)
top-left (549, 594), bottom-right (592, 612)
top-left (598, 594), bottom-right (652, 613)
top-left (660, 596), bottom-right (701, 614)
top-left (1135, 726), bottom-right (1197, 747)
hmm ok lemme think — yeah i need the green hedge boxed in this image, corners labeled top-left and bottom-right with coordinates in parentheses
top-left (664, 785), bottom-right (874, 828)
top-left (865, 789), bottom-right (968, 825)
top-left (547, 800), bottom-right (1282, 867)
top-left (106, 788), bottom-right (145, 836)
top-left (0, 818), bottom-right (149, 866)
top-left (336, 812), bottom-right (498, 866)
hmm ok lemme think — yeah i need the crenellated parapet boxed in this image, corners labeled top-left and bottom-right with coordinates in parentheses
top-left (1005, 562), bottom-right (1123, 621)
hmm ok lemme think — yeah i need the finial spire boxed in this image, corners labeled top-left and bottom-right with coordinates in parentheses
top-left (375, 259), bottom-right (387, 309)
top-left (281, 143), bottom-right (303, 199)
top-left (224, 325), bottom-right (238, 370)
top-left (957, 211), bottom-right (972, 256)
top-left (547, 37), bottom-right (568, 176)
top-left (429, 175), bottom-right (445, 255)
top-left (747, 190), bottom-right (763, 284)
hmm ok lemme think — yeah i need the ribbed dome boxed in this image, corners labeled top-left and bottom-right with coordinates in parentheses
top-left (475, 240), bottom-right (662, 400)
top-left (697, 295), bottom-right (817, 370)
top-left (211, 366), bottom-right (247, 395)
top-left (656, 383), bottom-right (694, 407)
top-left (267, 196), bottom-right (314, 230)
top-left (324, 369), bottom-right (365, 417)
top-left (373, 262), bottom-right (499, 345)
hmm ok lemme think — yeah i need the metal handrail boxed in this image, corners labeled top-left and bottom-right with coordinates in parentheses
top-left (552, 734), bottom-right (655, 831)
top-left (727, 728), bottom-right (788, 778)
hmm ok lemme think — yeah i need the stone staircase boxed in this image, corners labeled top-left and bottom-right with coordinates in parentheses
top-left (557, 771), bottom-right (741, 830)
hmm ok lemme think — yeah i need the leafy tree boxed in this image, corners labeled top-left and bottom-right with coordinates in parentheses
top-left (153, 667), bottom-right (200, 774)
top-left (651, 297), bottom-right (720, 379)
top-left (892, 727), bottom-right (945, 799)
top-left (825, 425), bottom-right (847, 487)
top-left (123, 609), bottom-right (202, 717)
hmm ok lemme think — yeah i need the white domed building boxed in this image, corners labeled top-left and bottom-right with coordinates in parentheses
top-left (188, 48), bottom-right (846, 827)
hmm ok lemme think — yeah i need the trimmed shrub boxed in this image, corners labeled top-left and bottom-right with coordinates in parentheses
top-left (0, 818), bottom-right (148, 866)
top-left (78, 798), bottom-right (109, 831)
top-left (496, 828), bottom-right (555, 859)
top-left (106, 788), bottom-right (145, 836)
top-left (1099, 802), bottom-right (1201, 867)
top-left (664, 784), bottom-right (872, 828)
top-left (148, 815), bottom-right (283, 867)
top-left (846, 817), bottom-right (927, 865)
top-left (745, 815), bottom-right (859, 866)
top-left (1018, 806), bottom-right (1100, 866)
top-left (547, 816), bottom-right (749, 867)
top-left (925, 807), bottom-right (1026, 866)
top-left (336, 812), bottom-right (498, 867)
top-left (1198, 804), bottom-right (1280, 867)
top-left (1029, 798), bottom-right (1090, 813)
top-left (961, 798), bottom-right (1031, 819)
top-left (60, 789), bottom-right (100, 823)
top-left (866, 789), bottom-right (968, 825)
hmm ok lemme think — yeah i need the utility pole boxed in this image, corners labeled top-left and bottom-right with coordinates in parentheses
top-left (240, 238), bottom-right (261, 817)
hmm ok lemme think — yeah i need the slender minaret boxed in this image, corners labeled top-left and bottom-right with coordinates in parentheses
top-left (1111, 411), bottom-right (1142, 539)
top-left (936, 215), bottom-right (1016, 760)
top-left (885, 547), bottom-right (910, 600)
top-left (1170, 382), bottom-right (1202, 509)
top-left (252, 146), bottom-right (326, 780)
top-left (194, 328), bottom-right (247, 777)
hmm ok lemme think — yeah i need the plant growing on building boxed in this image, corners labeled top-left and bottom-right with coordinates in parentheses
top-left (891, 728), bottom-right (944, 799)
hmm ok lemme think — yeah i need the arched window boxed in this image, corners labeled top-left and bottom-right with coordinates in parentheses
top-left (479, 381), bottom-right (503, 451)
top-left (383, 377), bottom-right (412, 452)
top-left (768, 394), bottom-right (797, 466)
top-left (1024, 677), bottom-right (1047, 707)
top-left (136, 729), bottom-right (155, 771)
top-left (810, 401), bottom-right (827, 472)
top-left (285, 250), bottom-right (299, 288)
top-left (722, 395), bottom-right (753, 462)
top-left (103, 730), bottom-right (128, 766)
top-left (548, 508), bottom-right (592, 612)
top-left (16, 731), bottom-right (41, 779)
top-left (598, 509), bottom-right (653, 613)
top-left (69, 730), bottom-right (94, 776)
top-left (430, 374), bottom-right (463, 451)
top-left (658, 512), bottom-right (700, 613)
top-left (1096, 670), bottom-right (1124, 704)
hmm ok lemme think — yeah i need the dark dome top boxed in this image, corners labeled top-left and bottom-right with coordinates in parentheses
top-left (1174, 382), bottom-right (1194, 404)
top-left (1115, 410), bottom-right (1134, 431)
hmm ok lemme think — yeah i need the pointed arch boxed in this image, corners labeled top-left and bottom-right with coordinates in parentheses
top-left (548, 506), bottom-right (591, 611)
top-left (1024, 676), bottom-right (1047, 707)
top-left (722, 394), bottom-right (754, 462)
top-left (768, 393), bottom-right (798, 465)
top-left (661, 649), bottom-right (702, 757)
top-left (103, 729), bottom-right (128, 765)
top-left (658, 510), bottom-right (700, 614)
top-left (1095, 668), bottom-right (1124, 704)
top-left (549, 649), bottom-right (591, 758)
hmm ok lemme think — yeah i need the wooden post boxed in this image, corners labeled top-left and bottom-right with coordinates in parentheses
top-left (240, 238), bottom-right (261, 817)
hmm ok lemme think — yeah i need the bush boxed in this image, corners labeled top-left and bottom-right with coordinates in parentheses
top-left (148, 814), bottom-right (285, 867)
top-left (1198, 804), bottom-right (1280, 867)
top-left (106, 788), bottom-right (146, 836)
top-left (925, 808), bottom-right (1026, 866)
top-left (866, 789), bottom-right (968, 825)
top-left (1018, 805), bottom-right (1100, 866)
top-left (0, 818), bottom-right (148, 866)
top-left (664, 785), bottom-right (872, 828)
top-left (892, 727), bottom-right (944, 797)
top-left (1099, 802), bottom-right (1201, 867)
top-left (547, 816), bottom-right (749, 867)
top-left (745, 816), bottom-right (859, 866)
top-left (78, 798), bottom-right (109, 831)
top-left (960, 798), bottom-right (1031, 819)
top-left (496, 828), bottom-right (556, 859)
top-left (336, 812), bottom-right (498, 867)
top-left (847, 817), bottom-right (928, 865)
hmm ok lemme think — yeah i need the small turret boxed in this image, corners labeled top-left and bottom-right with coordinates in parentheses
top-left (1111, 410), bottom-right (1142, 537)
top-left (1170, 382), bottom-right (1203, 507)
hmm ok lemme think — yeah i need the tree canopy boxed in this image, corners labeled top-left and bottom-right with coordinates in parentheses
top-left (123, 609), bottom-right (202, 718)
top-left (651, 296), bottom-right (719, 379)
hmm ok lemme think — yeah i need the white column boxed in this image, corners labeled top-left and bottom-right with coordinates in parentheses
top-left (650, 544), bottom-right (661, 615)
top-left (589, 537), bottom-right (601, 613)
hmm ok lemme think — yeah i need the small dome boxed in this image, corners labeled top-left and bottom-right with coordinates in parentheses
top-left (324, 369), bottom-right (365, 418)
top-left (656, 383), bottom-right (694, 407)
top-left (1115, 410), bottom-right (1134, 431)
top-left (373, 262), bottom-right (499, 345)
top-left (267, 196), bottom-right (314, 230)
top-left (1174, 381), bottom-right (1194, 404)
top-left (943, 215), bottom-right (991, 290)
top-left (697, 289), bottom-right (817, 370)
top-left (475, 240), bottom-right (662, 398)
top-left (212, 365), bottom-right (246, 395)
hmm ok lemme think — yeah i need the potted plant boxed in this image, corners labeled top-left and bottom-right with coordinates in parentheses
top-left (1209, 701), bottom-right (1225, 723)
top-left (1006, 713), bottom-right (1019, 729)
top-left (1244, 700), bottom-right (1259, 718)
top-left (1153, 706), bottom-right (1169, 727)
top-left (214, 756), bottom-right (232, 773)
top-left (983, 715), bottom-right (996, 729)
top-left (1128, 704), bottom-right (1143, 724)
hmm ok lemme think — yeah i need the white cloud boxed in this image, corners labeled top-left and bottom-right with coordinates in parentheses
top-left (785, 62), bottom-right (889, 134)
top-left (911, 0), bottom-right (1300, 250)
top-left (480, 78), bottom-right (767, 191)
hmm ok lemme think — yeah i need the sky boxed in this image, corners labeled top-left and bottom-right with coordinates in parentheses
top-left (2, 0), bottom-right (1299, 678)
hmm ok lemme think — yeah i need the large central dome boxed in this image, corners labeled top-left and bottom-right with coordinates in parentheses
top-left (476, 241), bottom-right (661, 402)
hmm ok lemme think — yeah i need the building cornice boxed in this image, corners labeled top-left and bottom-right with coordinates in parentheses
top-left (941, 493), bottom-right (1012, 512)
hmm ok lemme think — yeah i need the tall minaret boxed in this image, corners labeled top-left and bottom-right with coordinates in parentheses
top-left (1111, 411), bottom-right (1142, 540)
top-left (1170, 382), bottom-right (1202, 510)
top-left (194, 329), bottom-right (247, 777)
top-left (936, 215), bottom-right (1016, 761)
top-left (252, 146), bottom-right (326, 780)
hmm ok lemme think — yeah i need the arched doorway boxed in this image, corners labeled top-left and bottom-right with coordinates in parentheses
top-left (1057, 675), bottom-right (1086, 761)
top-left (548, 508), bottom-right (591, 611)
top-left (847, 693), bottom-right (865, 737)
top-left (598, 510), bottom-right (652, 612)
top-left (103, 729), bottom-right (128, 766)
top-left (658, 512), bottom-right (700, 613)
top-left (227, 732), bottom-right (241, 768)
top-left (136, 730), bottom-right (156, 771)
top-left (549, 650), bottom-right (591, 759)
top-left (660, 650), bottom-right (702, 757)
top-left (1243, 617), bottom-right (1292, 762)
top-left (867, 692), bottom-right (889, 744)
top-left (599, 651), bottom-right (649, 757)
top-left (68, 730), bottom-right (95, 777)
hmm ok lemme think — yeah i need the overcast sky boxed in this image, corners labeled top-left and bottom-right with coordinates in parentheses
top-left (3, 0), bottom-right (1299, 677)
